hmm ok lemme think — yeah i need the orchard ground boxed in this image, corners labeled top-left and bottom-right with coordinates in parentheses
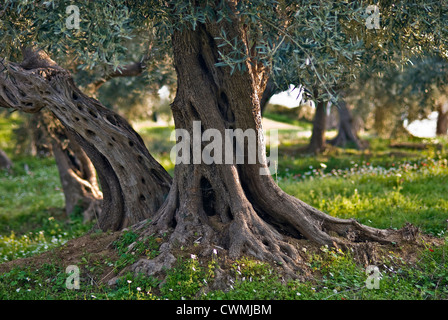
top-left (1, 114), bottom-right (448, 300)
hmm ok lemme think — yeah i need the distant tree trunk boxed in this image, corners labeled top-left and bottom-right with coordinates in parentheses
top-left (373, 104), bottom-right (388, 137)
top-left (389, 117), bottom-right (412, 139)
top-left (307, 95), bottom-right (327, 154)
top-left (13, 114), bottom-right (51, 157)
top-left (328, 98), bottom-right (365, 149)
top-left (0, 148), bottom-right (12, 172)
top-left (52, 136), bottom-right (103, 221)
top-left (436, 101), bottom-right (448, 136)
top-left (259, 77), bottom-right (277, 116)
top-left (39, 111), bottom-right (103, 221)
top-left (326, 104), bottom-right (339, 130)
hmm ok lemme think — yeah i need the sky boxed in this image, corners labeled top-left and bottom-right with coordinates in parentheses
top-left (268, 85), bottom-right (304, 108)
top-left (404, 112), bottom-right (438, 138)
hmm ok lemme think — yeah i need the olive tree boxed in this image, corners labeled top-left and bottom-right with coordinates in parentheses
top-left (0, 0), bottom-right (446, 274)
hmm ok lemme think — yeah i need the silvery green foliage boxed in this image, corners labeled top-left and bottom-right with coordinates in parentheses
top-left (1, 0), bottom-right (447, 102)
top-left (0, 0), bottom-right (136, 70)
top-left (400, 54), bottom-right (448, 97)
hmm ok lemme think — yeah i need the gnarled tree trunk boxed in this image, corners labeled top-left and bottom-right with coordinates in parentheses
top-left (132, 14), bottom-right (408, 275)
top-left (0, 48), bottom-right (172, 231)
top-left (0, 20), bottom-right (412, 275)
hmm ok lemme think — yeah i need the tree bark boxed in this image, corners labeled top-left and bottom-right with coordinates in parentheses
top-left (38, 110), bottom-right (103, 221)
top-left (328, 98), bottom-right (366, 149)
top-left (132, 13), bottom-right (408, 275)
top-left (0, 48), bottom-right (172, 231)
top-left (0, 23), bottom-right (413, 274)
top-left (306, 95), bottom-right (327, 154)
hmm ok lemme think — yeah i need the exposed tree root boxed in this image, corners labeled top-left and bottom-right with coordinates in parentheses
top-left (127, 173), bottom-right (421, 281)
top-left (123, 211), bottom-right (425, 293)
top-left (226, 206), bottom-right (302, 276)
top-left (124, 154), bottom-right (422, 280)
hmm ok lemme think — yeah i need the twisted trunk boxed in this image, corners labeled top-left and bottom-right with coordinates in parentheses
top-left (0, 22), bottom-right (414, 275)
top-left (133, 15), bottom-right (409, 276)
top-left (0, 49), bottom-right (172, 231)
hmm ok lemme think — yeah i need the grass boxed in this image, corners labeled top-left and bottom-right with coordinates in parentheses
top-left (1, 116), bottom-right (448, 300)
top-left (279, 156), bottom-right (448, 237)
top-left (263, 112), bottom-right (313, 130)
top-left (0, 114), bottom-right (22, 154)
top-left (0, 156), bottom-right (92, 262)
top-left (2, 241), bottom-right (448, 300)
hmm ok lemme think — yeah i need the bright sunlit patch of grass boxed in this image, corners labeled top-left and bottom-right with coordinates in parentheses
top-left (279, 157), bottom-right (448, 236)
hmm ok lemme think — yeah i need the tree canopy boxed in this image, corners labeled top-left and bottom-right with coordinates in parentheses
top-left (2, 1), bottom-right (447, 102)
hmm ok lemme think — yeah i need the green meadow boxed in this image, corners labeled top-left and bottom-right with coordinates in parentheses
top-left (1, 117), bottom-right (448, 300)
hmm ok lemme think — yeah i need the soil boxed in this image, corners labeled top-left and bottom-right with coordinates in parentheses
top-left (0, 231), bottom-right (121, 284)
top-left (0, 224), bottom-right (443, 291)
